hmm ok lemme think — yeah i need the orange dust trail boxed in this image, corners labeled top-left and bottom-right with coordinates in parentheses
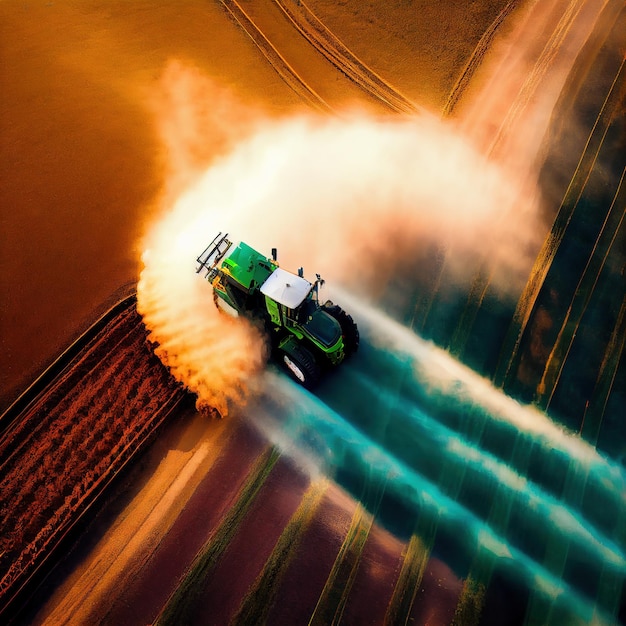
top-left (137, 62), bottom-right (272, 417)
top-left (453, 0), bottom-right (610, 177)
top-left (145, 59), bottom-right (272, 209)
top-left (137, 62), bottom-right (544, 415)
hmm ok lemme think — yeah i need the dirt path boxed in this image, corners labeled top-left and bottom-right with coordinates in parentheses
top-left (33, 413), bottom-right (239, 625)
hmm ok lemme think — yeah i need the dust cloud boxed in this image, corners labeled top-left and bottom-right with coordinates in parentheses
top-left (146, 60), bottom-right (265, 205)
top-left (138, 60), bottom-right (543, 415)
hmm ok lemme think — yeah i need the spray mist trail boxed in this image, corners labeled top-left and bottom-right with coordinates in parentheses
top-left (138, 111), bottom-right (543, 416)
top-left (138, 85), bottom-right (623, 619)
top-left (250, 294), bottom-right (626, 625)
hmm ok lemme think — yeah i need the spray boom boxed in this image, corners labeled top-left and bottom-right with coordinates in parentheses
top-left (196, 232), bottom-right (232, 281)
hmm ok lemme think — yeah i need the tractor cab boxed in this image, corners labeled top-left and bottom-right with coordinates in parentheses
top-left (260, 267), bottom-right (311, 325)
top-left (260, 268), bottom-right (342, 349)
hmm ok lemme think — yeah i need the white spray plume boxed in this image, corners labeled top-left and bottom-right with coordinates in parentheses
top-left (138, 61), bottom-right (543, 415)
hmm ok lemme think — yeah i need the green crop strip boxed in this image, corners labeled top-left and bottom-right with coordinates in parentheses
top-left (385, 531), bottom-right (432, 625)
top-left (493, 57), bottom-right (626, 391)
top-left (229, 479), bottom-right (329, 626)
top-left (451, 576), bottom-right (486, 626)
top-left (308, 503), bottom-right (373, 626)
top-left (155, 446), bottom-right (280, 626)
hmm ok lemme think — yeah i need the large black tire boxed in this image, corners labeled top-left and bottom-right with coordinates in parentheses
top-left (279, 344), bottom-right (321, 389)
top-left (323, 304), bottom-right (360, 357)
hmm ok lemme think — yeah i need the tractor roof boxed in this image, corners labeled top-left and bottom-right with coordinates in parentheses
top-left (260, 268), bottom-right (312, 309)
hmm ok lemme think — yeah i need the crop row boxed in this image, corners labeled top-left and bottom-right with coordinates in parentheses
top-left (0, 305), bottom-right (184, 612)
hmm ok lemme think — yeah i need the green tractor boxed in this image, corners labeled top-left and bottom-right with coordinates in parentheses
top-left (196, 233), bottom-right (359, 388)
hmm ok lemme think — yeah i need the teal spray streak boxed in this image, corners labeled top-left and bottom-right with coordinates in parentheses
top-left (250, 294), bottom-right (625, 623)
top-left (255, 373), bottom-right (622, 625)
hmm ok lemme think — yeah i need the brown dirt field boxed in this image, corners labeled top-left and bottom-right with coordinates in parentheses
top-left (0, 301), bottom-right (184, 612)
top-left (410, 559), bottom-right (465, 625)
top-left (262, 485), bottom-right (357, 624)
top-left (0, 0), bottom-right (303, 412)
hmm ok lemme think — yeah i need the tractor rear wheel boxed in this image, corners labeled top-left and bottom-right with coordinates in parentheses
top-left (323, 305), bottom-right (360, 357)
top-left (279, 344), bottom-right (321, 389)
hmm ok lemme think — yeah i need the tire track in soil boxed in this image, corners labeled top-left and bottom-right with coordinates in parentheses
top-left (221, 0), bottom-right (420, 115)
top-left (274, 0), bottom-right (419, 115)
top-left (442, 0), bottom-right (522, 118)
top-left (220, 0), bottom-right (332, 113)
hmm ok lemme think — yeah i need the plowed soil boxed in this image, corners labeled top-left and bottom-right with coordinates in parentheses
top-left (0, 300), bottom-right (184, 613)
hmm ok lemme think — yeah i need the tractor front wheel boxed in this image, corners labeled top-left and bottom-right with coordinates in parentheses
top-left (323, 305), bottom-right (360, 357)
top-left (279, 344), bottom-right (321, 389)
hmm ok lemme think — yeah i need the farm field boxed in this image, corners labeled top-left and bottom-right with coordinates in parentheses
top-left (1, 0), bottom-right (624, 624)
